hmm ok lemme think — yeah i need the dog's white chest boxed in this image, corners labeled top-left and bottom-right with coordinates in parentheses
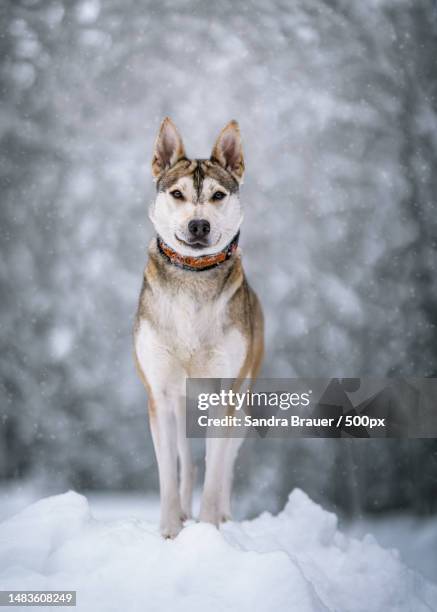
top-left (155, 287), bottom-right (225, 356)
top-left (136, 285), bottom-right (247, 380)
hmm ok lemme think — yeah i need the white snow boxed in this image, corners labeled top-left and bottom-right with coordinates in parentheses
top-left (0, 489), bottom-right (435, 612)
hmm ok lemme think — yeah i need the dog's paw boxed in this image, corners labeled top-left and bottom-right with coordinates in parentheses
top-left (199, 502), bottom-right (221, 527)
top-left (220, 513), bottom-right (231, 523)
top-left (160, 515), bottom-right (183, 539)
top-left (180, 510), bottom-right (192, 522)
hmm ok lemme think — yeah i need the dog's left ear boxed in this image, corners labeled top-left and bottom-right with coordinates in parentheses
top-left (211, 120), bottom-right (244, 182)
top-left (152, 117), bottom-right (186, 179)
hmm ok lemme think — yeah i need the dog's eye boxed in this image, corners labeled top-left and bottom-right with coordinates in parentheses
top-left (211, 191), bottom-right (226, 201)
top-left (170, 190), bottom-right (184, 200)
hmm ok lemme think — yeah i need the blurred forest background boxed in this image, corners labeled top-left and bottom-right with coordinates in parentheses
top-left (1, 0), bottom-right (437, 519)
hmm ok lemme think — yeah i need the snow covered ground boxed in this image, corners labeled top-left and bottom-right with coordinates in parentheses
top-left (0, 488), bottom-right (436, 612)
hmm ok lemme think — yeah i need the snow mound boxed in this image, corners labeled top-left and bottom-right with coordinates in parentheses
top-left (0, 489), bottom-right (435, 612)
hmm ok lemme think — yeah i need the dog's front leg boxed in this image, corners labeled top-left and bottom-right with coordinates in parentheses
top-left (149, 396), bottom-right (183, 538)
top-left (136, 323), bottom-right (185, 538)
top-left (198, 334), bottom-right (247, 526)
top-left (200, 434), bottom-right (243, 525)
top-left (199, 436), bottom-right (229, 526)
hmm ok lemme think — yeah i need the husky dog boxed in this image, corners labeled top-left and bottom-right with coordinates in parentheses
top-left (134, 118), bottom-right (264, 538)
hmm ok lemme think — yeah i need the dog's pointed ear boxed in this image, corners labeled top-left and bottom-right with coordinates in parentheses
top-left (152, 117), bottom-right (186, 179)
top-left (210, 120), bottom-right (244, 182)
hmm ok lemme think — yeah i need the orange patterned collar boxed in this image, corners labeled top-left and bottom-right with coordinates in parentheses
top-left (157, 232), bottom-right (240, 271)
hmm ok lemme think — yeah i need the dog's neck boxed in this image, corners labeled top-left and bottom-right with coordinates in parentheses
top-left (157, 232), bottom-right (240, 272)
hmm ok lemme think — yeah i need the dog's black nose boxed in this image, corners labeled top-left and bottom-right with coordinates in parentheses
top-left (188, 219), bottom-right (210, 239)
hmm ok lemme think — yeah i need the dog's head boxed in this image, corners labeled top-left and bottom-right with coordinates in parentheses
top-left (149, 118), bottom-right (244, 256)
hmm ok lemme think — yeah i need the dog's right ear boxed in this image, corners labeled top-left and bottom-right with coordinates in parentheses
top-left (152, 117), bottom-right (186, 179)
top-left (210, 120), bottom-right (244, 182)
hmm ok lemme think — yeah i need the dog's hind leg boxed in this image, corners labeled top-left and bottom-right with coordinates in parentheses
top-left (219, 435), bottom-right (244, 522)
top-left (175, 401), bottom-right (195, 520)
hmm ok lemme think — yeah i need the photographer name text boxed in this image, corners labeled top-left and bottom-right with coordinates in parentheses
top-left (197, 414), bottom-right (386, 429)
